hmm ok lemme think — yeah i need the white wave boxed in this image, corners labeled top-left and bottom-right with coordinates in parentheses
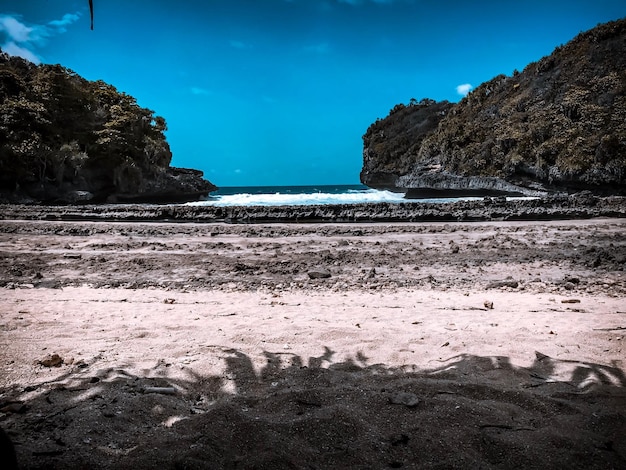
top-left (186, 189), bottom-right (408, 207)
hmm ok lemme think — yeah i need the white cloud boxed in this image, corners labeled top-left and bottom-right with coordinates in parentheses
top-left (0, 15), bottom-right (33, 42)
top-left (1, 41), bottom-right (41, 63)
top-left (0, 12), bottom-right (81, 64)
top-left (48, 13), bottom-right (81, 33)
top-left (456, 83), bottom-right (473, 96)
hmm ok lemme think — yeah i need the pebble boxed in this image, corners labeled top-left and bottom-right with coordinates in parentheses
top-left (389, 391), bottom-right (420, 408)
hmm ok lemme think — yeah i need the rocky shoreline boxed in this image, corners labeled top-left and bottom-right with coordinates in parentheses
top-left (1, 193), bottom-right (625, 223)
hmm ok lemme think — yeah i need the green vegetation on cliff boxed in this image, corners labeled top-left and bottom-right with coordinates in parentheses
top-left (0, 52), bottom-right (215, 203)
top-left (362, 18), bottom-right (626, 195)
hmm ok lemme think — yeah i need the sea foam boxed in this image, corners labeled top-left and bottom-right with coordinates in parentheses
top-left (187, 188), bottom-right (408, 207)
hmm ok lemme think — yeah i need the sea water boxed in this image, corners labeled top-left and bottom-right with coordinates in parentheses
top-left (185, 184), bottom-right (488, 207)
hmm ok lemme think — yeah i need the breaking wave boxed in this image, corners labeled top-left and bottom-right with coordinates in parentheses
top-left (187, 186), bottom-right (409, 207)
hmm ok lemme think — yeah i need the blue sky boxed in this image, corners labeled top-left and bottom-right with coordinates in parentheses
top-left (1, 1), bottom-right (625, 187)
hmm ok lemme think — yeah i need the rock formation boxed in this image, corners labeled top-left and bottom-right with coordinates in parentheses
top-left (361, 18), bottom-right (626, 197)
top-left (0, 52), bottom-right (216, 204)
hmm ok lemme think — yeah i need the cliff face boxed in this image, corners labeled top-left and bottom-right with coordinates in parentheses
top-left (0, 52), bottom-right (216, 204)
top-left (361, 18), bottom-right (626, 196)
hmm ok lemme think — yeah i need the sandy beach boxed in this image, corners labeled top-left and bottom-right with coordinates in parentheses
top-left (1, 217), bottom-right (625, 469)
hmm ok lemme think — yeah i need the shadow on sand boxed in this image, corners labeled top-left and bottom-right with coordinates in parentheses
top-left (1, 348), bottom-right (625, 469)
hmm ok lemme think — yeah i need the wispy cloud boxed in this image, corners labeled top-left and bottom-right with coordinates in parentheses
top-left (0, 12), bottom-right (81, 64)
top-left (229, 39), bottom-right (251, 50)
top-left (456, 83), bottom-right (473, 96)
top-left (48, 13), bottom-right (81, 33)
top-left (337, 0), bottom-right (407, 5)
top-left (287, 0), bottom-right (408, 5)
top-left (303, 42), bottom-right (331, 54)
top-left (190, 87), bottom-right (212, 96)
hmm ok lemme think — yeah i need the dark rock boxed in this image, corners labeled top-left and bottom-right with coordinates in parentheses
top-left (308, 269), bottom-right (331, 279)
top-left (389, 391), bottom-right (420, 407)
top-left (564, 276), bottom-right (580, 284)
top-left (390, 433), bottom-right (410, 446)
top-left (486, 278), bottom-right (519, 289)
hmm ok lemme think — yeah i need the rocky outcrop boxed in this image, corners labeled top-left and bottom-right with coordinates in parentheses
top-left (0, 52), bottom-right (216, 204)
top-left (1, 194), bottom-right (624, 223)
top-left (361, 19), bottom-right (626, 197)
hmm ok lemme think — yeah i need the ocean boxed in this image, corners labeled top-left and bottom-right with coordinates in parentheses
top-left (185, 184), bottom-right (489, 207)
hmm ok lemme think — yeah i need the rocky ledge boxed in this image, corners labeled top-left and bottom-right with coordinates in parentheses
top-left (1, 193), bottom-right (624, 223)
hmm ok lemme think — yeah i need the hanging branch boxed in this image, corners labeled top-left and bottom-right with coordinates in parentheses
top-left (89, 0), bottom-right (94, 30)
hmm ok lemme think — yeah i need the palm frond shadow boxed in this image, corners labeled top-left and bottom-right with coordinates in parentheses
top-left (2, 348), bottom-right (625, 469)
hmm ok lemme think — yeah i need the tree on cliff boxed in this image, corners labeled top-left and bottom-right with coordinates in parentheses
top-left (0, 51), bottom-right (214, 202)
top-left (362, 18), bottom-right (626, 195)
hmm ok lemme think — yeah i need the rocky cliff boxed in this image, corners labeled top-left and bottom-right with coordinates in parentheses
top-left (0, 52), bottom-right (216, 204)
top-left (361, 18), bottom-right (626, 196)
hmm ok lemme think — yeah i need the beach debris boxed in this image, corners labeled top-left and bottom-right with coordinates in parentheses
top-left (143, 386), bottom-right (177, 395)
top-left (484, 300), bottom-right (494, 309)
top-left (63, 253), bottom-right (82, 259)
top-left (486, 277), bottom-right (519, 289)
top-left (163, 298), bottom-right (176, 304)
top-left (389, 391), bottom-right (420, 408)
top-left (308, 268), bottom-right (331, 279)
top-left (561, 299), bottom-right (581, 304)
top-left (441, 341), bottom-right (450, 347)
top-left (38, 354), bottom-right (64, 368)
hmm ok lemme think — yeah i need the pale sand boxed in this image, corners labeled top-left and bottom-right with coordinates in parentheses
top-left (0, 218), bottom-right (625, 468)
